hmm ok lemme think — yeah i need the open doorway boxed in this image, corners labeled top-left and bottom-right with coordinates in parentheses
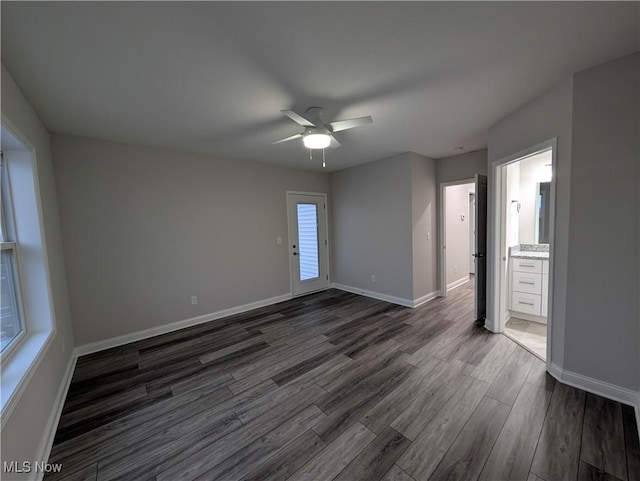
top-left (440, 175), bottom-right (488, 320)
top-left (442, 181), bottom-right (475, 293)
top-left (491, 141), bottom-right (556, 361)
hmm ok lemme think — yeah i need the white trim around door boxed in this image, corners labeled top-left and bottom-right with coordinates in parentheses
top-left (439, 178), bottom-right (475, 297)
top-left (286, 191), bottom-right (330, 297)
top-left (487, 138), bottom-right (557, 366)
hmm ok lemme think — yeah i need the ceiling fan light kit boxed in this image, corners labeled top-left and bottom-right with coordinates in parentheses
top-left (274, 107), bottom-right (373, 168)
top-left (303, 133), bottom-right (331, 149)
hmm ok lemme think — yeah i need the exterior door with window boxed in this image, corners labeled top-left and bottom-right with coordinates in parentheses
top-left (287, 193), bottom-right (329, 296)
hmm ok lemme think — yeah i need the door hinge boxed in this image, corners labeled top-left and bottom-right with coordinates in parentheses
top-left (326, 275), bottom-right (328, 280)
top-left (325, 239), bottom-right (327, 245)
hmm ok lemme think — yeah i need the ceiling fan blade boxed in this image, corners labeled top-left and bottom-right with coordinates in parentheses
top-left (329, 135), bottom-right (341, 149)
top-left (329, 116), bottom-right (373, 133)
top-left (272, 133), bottom-right (303, 144)
top-left (281, 110), bottom-right (316, 127)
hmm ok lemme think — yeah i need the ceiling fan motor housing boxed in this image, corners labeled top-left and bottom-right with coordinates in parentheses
top-left (304, 126), bottom-right (330, 136)
top-left (305, 106), bottom-right (326, 125)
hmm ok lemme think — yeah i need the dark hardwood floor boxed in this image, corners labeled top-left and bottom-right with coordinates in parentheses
top-left (45, 281), bottom-right (639, 481)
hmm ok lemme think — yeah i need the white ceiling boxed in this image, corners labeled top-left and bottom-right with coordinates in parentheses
top-left (1, 2), bottom-right (638, 172)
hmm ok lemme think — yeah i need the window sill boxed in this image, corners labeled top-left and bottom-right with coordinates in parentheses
top-left (1, 329), bottom-right (54, 426)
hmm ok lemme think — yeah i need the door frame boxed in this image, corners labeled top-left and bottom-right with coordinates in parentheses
top-left (438, 178), bottom-right (475, 297)
top-left (286, 190), bottom-right (330, 297)
top-left (488, 138), bottom-right (557, 364)
top-left (469, 191), bottom-right (476, 275)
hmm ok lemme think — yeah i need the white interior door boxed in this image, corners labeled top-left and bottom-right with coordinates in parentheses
top-left (287, 193), bottom-right (329, 296)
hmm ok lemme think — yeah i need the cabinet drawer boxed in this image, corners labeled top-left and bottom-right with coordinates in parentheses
top-left (512, 258), bottom-right (542, 274)
top-left (511, 292), bottom-right (542, 315)
top-left (512, 271), bottom-right (542, 295)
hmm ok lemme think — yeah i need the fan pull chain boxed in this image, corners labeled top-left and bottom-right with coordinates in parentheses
top-left (322, 149), bottom-right (326, 168)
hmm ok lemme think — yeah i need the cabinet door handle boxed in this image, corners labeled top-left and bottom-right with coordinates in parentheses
top-left (519, 280), bottom-right (535, 285)
top-left (520, 263), bottom-right (535, 268)
top-left (518, 301), bottom-right (535, 306)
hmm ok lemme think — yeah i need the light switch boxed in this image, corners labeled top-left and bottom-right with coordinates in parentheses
top-left (277, 237), bottom-right (282, 244)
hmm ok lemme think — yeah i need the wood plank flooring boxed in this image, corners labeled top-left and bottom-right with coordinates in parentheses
top-left (45, 281), bottom-right (640, 481)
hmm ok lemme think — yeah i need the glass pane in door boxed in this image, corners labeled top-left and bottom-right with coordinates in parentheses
top-left (296, 203), bottom-right (320, 281)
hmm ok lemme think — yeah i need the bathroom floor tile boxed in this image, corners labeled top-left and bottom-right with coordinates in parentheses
top-left (505, 318), bottom-right (547, 360)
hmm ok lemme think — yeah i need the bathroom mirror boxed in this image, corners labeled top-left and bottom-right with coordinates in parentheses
top-left (535, 182), bottom-right (551, 244)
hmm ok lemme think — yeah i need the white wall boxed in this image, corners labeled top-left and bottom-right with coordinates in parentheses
top-left (518, 151), bottom-right (552, 244)
top-left (435, 149), bottom-right (487, 292)
top-left (445, 183), bottom-right (473, 288)
top-left (52, 134), bottom-right (329, 346)
top-left (436, 149), bottom-right (487, 185)
top-left (1, 65), bottom-right (75, 477)
top-left (489, 52), bottom-right (640, 397)
top-left (330, 153), bottom-right (414, 300)
top-left (410, 153), bottom-right (437, 301)
top-left (488, 77), bottom-right (573, 368)
top-left (563, 53), bottom-right (639, 392)
top-left (330, 151), bottom-right (438, 304)
top-left (505, 162), bottom-right (520, 248)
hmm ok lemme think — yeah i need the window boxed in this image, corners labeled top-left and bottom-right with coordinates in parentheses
top-left (0, 151), bottom-right (25, 354)
top-left (296, 203), bottom-right (320, 281)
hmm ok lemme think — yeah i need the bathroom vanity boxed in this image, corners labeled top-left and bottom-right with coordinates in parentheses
top-left (509, 244), bottom-right (549, 323)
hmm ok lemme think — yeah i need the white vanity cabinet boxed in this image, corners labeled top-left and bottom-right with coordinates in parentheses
top-left (510, 257), bottom-right (549, 322)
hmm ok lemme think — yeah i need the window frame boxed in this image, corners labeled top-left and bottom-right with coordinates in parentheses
top-left (0, 151), bottom-right (27, 360)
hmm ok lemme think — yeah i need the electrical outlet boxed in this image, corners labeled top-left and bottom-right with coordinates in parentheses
top-left (191, 296), bottom-right (198, 305)
top-left (427, 232), bottom-right (431, 240)
top-left (371, 275), bottom-right (376, 282)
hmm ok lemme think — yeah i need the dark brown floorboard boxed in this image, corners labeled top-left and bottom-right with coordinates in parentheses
top-left (45, 281), bottom-right (639, 481)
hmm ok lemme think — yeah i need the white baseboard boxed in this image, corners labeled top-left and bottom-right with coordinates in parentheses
top-left (76, 293), bottom-right (292, 356)
top-left (508, 310), bottom-right (547, 324)
top-left (33, 292), bottom-right (295, 474)
top-left (483, 317), bottom-right (499, 333)
top-left (447, 276), bottom-right (469, 292)
top-left (412, 291), bottom-right (440, 308)
top-left (548, 362), bottom-right (640, 409)
top-left (549, 362), bottom-right (640, 439)
top-left (331, 283), bottom-right (438, 308)
top-left (33, 351), bottom-right (77, 480)
top-left (331, 283), bottom-right (413, 307)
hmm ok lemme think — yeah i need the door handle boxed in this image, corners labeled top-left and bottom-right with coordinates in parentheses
top-left (473, 253), bottom-right (485, 258)
top-left (293, 252), bottom-right (298, 256)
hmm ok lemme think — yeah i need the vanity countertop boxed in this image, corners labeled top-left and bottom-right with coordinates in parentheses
top-left (509, 244), bottom-right (549, 260)
top-left (510, 251), bottom-right (549, 260)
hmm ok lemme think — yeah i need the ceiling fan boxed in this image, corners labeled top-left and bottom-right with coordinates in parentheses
top-left (273, 107), bottom-right (373, 150)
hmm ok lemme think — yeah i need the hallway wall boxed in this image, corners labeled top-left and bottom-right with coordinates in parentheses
top-left (489, 52), bottom-right (639, 400)
top-left (445, 183), bottom-right (474, 289)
